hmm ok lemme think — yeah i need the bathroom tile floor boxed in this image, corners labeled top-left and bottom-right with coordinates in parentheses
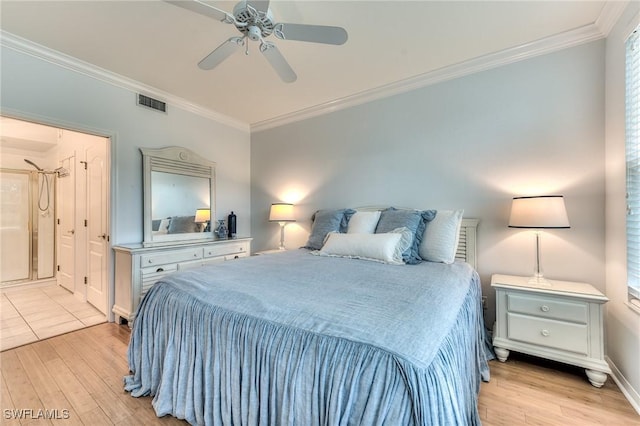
top-left (1, 284), bottom-right (106, 351)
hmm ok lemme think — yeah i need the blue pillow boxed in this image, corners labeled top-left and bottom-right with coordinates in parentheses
top-left (304, 209), bottom-right (356, 250)
top-left (375, 208), bottom-right (436, 264)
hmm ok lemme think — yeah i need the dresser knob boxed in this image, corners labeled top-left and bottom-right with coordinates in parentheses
top-left (541, 329), bottom-right (550, 337)
top-left (541, 305), bottom-right (550, 312)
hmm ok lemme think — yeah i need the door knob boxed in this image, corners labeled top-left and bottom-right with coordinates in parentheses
top-left (98, 234), bottom-right (107, 240)
top-left (67, 230), bottom-right (75, 235)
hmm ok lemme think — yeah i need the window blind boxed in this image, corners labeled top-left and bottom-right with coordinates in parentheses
top-left (626, 27), bottom-right (640, 301)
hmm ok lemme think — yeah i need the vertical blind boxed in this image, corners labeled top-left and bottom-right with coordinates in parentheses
top-left (626, 27), bottom-right (640, 301)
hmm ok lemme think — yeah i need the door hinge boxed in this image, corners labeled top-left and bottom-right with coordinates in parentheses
top-left (57, 218), bottom-right (60, 225)
top-left (84, 219), bottom-right (88, 227)
top-left (57, 265), bottom-right (60, 272)
top-left (84, 276), bottom-right (88, 285)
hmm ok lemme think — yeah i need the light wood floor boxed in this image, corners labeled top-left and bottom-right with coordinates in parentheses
top-left (1, 323), bottom-right (638, 425)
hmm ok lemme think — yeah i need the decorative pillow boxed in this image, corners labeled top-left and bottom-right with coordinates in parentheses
top-left (419, 209), bottom-right (464, 264)
top-left (303, 209), bottom-right (356, 250)
top-left (314, 227), bottom-right (413, 264)
top-left (375, 207), bottom-right (436, 264)
top-left (347, 210), bottom-right (381, 234)
top-left (154, 218), bottom-right (171, 235)
top-left (167, 215), bottom-right (199, 234)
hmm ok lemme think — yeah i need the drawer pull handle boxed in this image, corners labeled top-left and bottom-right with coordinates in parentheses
top-left (147, 259), bottom-right (153, 264)
top-left (541, 329), bottom-right (550, 337)
top-left (156, 268), bottom-right (164, 273)
top-left (234, 255), bottom-right (239, 259)
top-left (541, 305), bottom-right (550, 312)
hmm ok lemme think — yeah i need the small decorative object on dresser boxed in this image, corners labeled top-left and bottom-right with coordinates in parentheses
top-left (492, 274), bottom-right (611, 387)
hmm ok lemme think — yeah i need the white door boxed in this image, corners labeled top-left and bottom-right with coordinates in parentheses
top-left (85, 142), bottom-right (108, 314)
top-left (57, 156), bottom-right (75, 292)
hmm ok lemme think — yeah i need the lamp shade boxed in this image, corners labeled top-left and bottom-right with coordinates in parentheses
top-left (508, 196), bottom-right (570, 229)
top-left (194, 208), bottom-right (211, 223)
top-left (269, 203), bottom-right (295, 222)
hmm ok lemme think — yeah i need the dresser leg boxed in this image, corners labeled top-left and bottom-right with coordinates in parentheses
top-left (494, 347), bottom-right (510, 362)
top-left (585, 369), bottom-right (607, 388)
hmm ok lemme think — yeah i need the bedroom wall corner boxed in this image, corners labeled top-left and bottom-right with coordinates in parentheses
top-left (251, 40), bottom-right (606, 331)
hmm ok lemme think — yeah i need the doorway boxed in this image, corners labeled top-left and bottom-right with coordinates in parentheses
top-left (0, 116), bottom-right (110, 347)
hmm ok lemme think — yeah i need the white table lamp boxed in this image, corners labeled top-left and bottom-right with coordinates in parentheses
top-left (269, 203), bottom-right (295, 250)
top-left (508, 195), bottom-right (570, 284)
top-left (194, 208), bottom-right (211, 232)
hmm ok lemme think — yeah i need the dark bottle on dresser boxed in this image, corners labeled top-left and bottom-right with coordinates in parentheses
top-left (228, 211), bottom-right (237, 239)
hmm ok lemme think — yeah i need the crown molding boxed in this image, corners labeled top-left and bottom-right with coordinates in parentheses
top-left (252, 4), bottom-right (625, 133)
top-left (596, 1), bottom-right (629, 37)
top-left (0, 30), bottom-right (250, 133)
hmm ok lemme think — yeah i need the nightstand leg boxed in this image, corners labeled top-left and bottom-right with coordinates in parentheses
top-left (585, 369), bottom-right (608, 388)
top-left (494, 347), bottom-right (510, 362)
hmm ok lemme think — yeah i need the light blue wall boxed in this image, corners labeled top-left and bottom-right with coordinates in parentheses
top-left (1, 46), bottom-right (251, 245)
top-left (252, 41), bottom-right (606, 328)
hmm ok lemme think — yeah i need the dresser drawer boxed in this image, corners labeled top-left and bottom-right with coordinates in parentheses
top-left (507, 293), bottom-right (588, 324)
top-left (140, 267), bottom-right (177, 296)
top-left (140, 248), bottom-right (202, 267)
top-left (203, 242), bottom-right (248, 258)
top-left (507, 313), bottom-right (589, 355)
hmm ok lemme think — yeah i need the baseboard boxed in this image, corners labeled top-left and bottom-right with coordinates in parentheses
top-left (606, 356), bottom-right (640, 415)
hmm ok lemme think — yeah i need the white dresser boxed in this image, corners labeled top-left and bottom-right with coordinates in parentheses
top-left (113, 238), bottom-right (251, 326)
top-left (492, 274), bottom-right (611, 387)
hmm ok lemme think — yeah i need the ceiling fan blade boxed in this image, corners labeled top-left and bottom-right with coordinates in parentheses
top-left (274, 23), bottom-right (348, 45)
top-left (165, 0), bottom-right (234, 23)
top-left (198, 37), bottom-right (244, 70)
top-left (260, 43), bottom-right (297, 83)
top-left (248, 0), bottom-right (270, 14)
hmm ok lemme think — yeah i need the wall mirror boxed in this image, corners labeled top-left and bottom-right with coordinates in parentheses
top-left (141, 146), bottom-right (216, 247)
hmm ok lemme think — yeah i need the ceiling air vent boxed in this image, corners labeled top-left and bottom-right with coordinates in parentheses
top-left (137, 94), bottom-right (167, 113)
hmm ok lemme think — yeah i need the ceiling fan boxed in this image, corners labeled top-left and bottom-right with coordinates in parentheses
top-left (166, 0), bottom-right (348, 83)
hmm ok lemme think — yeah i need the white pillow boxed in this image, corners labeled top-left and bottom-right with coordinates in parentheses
top-left (315, 227), bottom-right (412, 264)
top-left (347, 210), bottom-right (381, 234)
top-left (419, 210), bottom-right (463, 264)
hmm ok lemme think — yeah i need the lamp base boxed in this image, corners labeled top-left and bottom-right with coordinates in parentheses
top-left (528, 276), bottom-right (552, 286)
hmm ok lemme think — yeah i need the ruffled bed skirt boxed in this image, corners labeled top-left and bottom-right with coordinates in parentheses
top-left (124, 278), bottom-right (489, 425)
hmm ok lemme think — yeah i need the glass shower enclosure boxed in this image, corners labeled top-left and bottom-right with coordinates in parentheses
top-left (0, 169), bottom-right (56, 286)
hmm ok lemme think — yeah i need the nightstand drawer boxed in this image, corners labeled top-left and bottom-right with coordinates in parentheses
top-left (507, 313), bottom-right (589, 355)
top-left (507, 293), bottom-right (588, 324)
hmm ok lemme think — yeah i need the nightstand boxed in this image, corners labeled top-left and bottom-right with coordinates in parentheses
top-left (491, 274), bottom-right (611, 387)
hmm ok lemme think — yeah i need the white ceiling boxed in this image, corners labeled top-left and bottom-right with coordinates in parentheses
top-left (0, 1), bottom-right (613, 127)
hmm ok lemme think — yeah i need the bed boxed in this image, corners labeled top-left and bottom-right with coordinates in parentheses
top-left (124, 209), bottom-right (490, 425)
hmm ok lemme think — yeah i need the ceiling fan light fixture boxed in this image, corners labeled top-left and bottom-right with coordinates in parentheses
top-left (248, 25), bottom-right (262, 41)
top-left (166, 0), bottom-right (348, 83)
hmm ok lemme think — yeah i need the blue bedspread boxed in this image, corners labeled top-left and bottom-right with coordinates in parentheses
top-left (125, 249), bottom-right (489, 425)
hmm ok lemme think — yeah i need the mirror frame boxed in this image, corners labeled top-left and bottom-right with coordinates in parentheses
top-left (141, 146), bottom-right (216, 247)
